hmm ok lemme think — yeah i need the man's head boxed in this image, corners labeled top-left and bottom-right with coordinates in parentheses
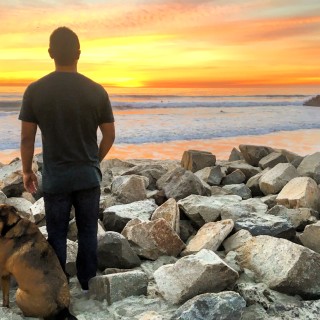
top-left (48, 27), bottom-right (80, 66)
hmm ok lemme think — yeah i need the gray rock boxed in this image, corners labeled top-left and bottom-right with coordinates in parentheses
top-left (29, 197), bottom-right (45, 224)
top-left (222, 169), bottom-right (246, 185)
top-left (67, 219), bottom-right (78, 241)
top-left (246, 168), bottom-right (269, 197)
top-left (101, 158), bottom-right (135, 176)
top-left (111, 175), bottom-right (148, 204)
top-left (195, 166), bottom-right (225, 186)
top-left (229, 147), bottom-right (243, 161)
top-left (178, 195), bottom-right (241, 227)
top-left (259, 152), bottom-right (287, 169)
top-left (241, 304), bottom-right (269, 320)
top-left (181, 150), bottom-right (216, 172)
top-left (276, 177), bottom-right (320, 211)
top-left (259, 163), bottom-right (298, 195)
top-left (260, 194), bottom-right (277, 209)
top-left (171, 291), bottom-right (246, 320)
top-left (223, 230), bottom-right (253, 253)
top-left (222, 183), bottom-right (252, 200)
top-left (297, 152), bottom-right (320, 184)
top-left (239, 145), bottom-right (274, 166)
top-left (267, 205), bottom-right (318, 230)
top-left (0, 307), bottom-right (24, 320)
top-left (97, 231), bottom-right (141, 270)
top-left (181, 220), bottom-right (234, 256)
top-left (234, 214), bottom-right (295, 239)
top-left (226, 161), bottom-right (261, 180)
top-left (103, 199), bottom-right (158, 233)
top-left (154, 249), bottom-right (239, 304)
top-left (158, 168), bottom-right (211, 201)
top-left (298, 221), bottom-right (320, 253)
top-left (236, 235), bottom-right (320, 298)
top-left (122, 218), bottom-right (185, 260)
top-left (5, 197), bottom-right (34, 222)
top-left (0, 190), bottom-right (7, 203)
top-left (89, 270), bottom-right (148, 304)
top-left (121, 164), bottom-right (167, 190)
top-left (66, 239), bottom-right (78, 276)
top-left (210, 186), bottom-right (232, 196)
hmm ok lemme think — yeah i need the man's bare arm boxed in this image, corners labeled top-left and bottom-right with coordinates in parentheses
top-left (99, 122), bottom-right (115, 162)
top-left (20, 121), bottom-right (38, 193)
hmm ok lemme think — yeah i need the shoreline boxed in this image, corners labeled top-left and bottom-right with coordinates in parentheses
top-left (0, 128), bottom-right (319, 165)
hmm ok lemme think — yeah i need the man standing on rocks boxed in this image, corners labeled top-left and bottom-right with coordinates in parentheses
top-left (19, 27), bottom-right (115, 291)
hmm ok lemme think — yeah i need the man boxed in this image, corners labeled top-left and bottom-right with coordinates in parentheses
top-left (19, 27), bottom-right (115, 291)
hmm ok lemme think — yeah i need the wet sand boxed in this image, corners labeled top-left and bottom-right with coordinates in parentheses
top-left (0, 129), bottom-right (319, 165)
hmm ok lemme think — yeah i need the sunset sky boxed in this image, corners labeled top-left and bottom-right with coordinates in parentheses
top-left (1, 0), bottom-right (320, 90)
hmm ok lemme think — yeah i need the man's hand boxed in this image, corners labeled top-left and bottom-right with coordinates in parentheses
top-left (23, 171), bottom-right (38, 194)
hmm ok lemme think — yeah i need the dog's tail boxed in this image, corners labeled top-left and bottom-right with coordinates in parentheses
top-left (44, 307), bottom-right (78, 320)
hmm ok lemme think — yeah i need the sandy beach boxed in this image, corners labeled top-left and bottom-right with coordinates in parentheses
top-left (1, 128), bottom-right (319, 165)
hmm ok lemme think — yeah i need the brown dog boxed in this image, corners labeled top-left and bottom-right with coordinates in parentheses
top-left (0, 204), bottom-right (77, 320)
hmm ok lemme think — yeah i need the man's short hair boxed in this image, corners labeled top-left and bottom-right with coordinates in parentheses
top-left (49, 27), bottom-right (80, 66)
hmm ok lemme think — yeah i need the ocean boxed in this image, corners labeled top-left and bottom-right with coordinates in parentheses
top-left (0, 86), bottom-right (319, 154)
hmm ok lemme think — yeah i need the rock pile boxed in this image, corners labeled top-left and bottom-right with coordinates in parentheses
top-left (1, 147), bottom-right (320, 319)
top-left (304, 95), bottom-right (320, 107)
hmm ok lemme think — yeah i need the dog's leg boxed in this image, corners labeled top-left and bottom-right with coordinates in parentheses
top-left (1, 274), bottom-right (10, 307)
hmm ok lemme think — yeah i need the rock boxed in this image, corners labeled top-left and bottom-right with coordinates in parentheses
top-left (258, 152), bottom-right (287, 169)
top-left (0, 307), bottom-right (24, 320)
top-left (229, 147), bottom-right (243, 161)
top-left (222, 184), bottom-right (252, 200)
top-left (276, 177), bottom-right (320, 211)
top-left (234, 214), bottom-right (295, 239)
top-left (154, 249), bottom-right (239, 304)
top-left (223, 230), bottom-right (253, 253)
top-left (122, 218), bottom-right (185, 260)
top-left (171, 291), bottom-right (246, 320)
top-left (181, 150), bottom-right (216, 172)
top-left (298, 221), bottom-right (320, 253)
top-left (139, 311), bottom-right (163, 320)
top-left (181, 220), bottom-right (234, 256)
top-left (303, 95), bottom-right (320, 106)
top-left (246, 168), bottom-right (269, 197)
top-left (102, 199), bottom-right (158, 233)
top-left (267, 205), bottom-right (318, 230)
top-left (0, 158), bottom-right (38, 197)
top-left (260, 194), bottom-right (277, 209)
top-left (210, 186), bottom-right (232, 196)
top-left (240, 304), bottom-right (269, 320)
top-left (39, 225), bottom-right (48, 238)
top-left (5, 197), bottom-right (34, 222)
top-left (226, 161), bottom-right (261, 180)
top-left (111, 175), bottom-right (148, 204)
top-left (235, 280), bottom-right (301, 309)
top-left (0, 190), bottom-right (7, 203)
top-left (221, 169), bottom-right (246, 185)
top-left (67, 219), bottom-right (78, 241)
top-left (97, 231), bottom-right (141, 270)
top-left (158, 168), bottom-right (211, 201)
top-left (239, 145), bottom-right (274, 166)
top-left (178, 195), bottom-right (241, 227)
top-left (259, 163), bottom-right (298, 195)
top-left (89, 270), bottom-right (148, 304)
top-left (139, 256), bottom-right (178, 280)
top-left (297, 152), bottom-right (320, 184)
top-left (151, 198), bottom-right (180, 234)
top-left (207, 166), bottom-right (225, 186)
top-left (121, 164), bottom-right (167, 190)
top-left (66, 239), bottom-right (78, 276)
top-left (179, 220), bottom-right (197, 243)
top-left (101, 158), bottom-right (135, 176)
top-left (29, 197), bottom-right (45, 224)
top-left (236, 235), bottom-right (320, 298)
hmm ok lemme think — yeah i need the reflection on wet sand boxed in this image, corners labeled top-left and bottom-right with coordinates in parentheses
top-left (0, 129), bottom-right (319, 165)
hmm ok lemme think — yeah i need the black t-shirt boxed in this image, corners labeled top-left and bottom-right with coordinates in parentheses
top-left (19, 71), bottom-right (114, 193)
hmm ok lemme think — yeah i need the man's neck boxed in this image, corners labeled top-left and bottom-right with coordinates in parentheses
top-left (55, 64), bottom-right (77, 73)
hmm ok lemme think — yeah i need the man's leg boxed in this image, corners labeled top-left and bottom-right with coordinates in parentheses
top-left (72, 186), bottom-right (100, 290)
top-left (43, 192), bottom-right (72, 272)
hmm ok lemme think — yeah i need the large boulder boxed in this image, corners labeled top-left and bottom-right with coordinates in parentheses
top-left (236, 235), bottom-right (320, 298)
top-left (195, 166), bottom-right (225, 186)
top-left (298, 221), bottom-right (320, 253)
top-left (181, 150), bottom-right (216, 172)
top-left (229, 148), bottom-right (243, 161)
top-left (121, 218), bottom-right (185, 260)
top-left (223, 230), bottom-right (253, 253)
top-left (171, 291), bottom-right (246, 320)
top-left (154, 249), bottom-right (239, 304)
top-left (181, 220), bottom-right (234, 256)
top-left (102, 199), bottom-right (158, 233)
top-left (222, 184), bottom-right (252, 200)
top-left (259, 163), bottom-right (298, 195)
top-left (5, 197), bottom-right (34, 222)
top-left (29, 197), bottom-right (45, 224)
top-left (157, 168), bottom-right (210, 201)
top-left (178, 195), bottom-right (241, 227)
top-left (276, 177), bottom-right (320, 211)
top-left (97, 231), bottom-right (141, 270)
top-left (258, 152), bottom-right (287, 169)
top-left (221, 169), bottom-right (246, 185)
top-left (297, 152), bottom-right (320, 184)
top-left (239, 145), bottom-right (273, 166)
top-left (226, 161), bottom-right (261, 180)
top-left (246, 168), bottom-right (269, 197)
top-left (111, 175), bottom-right (148, 204)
